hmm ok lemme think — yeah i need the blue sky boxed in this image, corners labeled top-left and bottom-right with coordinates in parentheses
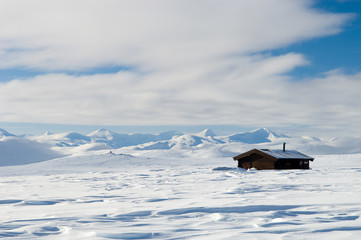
top-left (0, 0), bottom-right (361, 137)
top-left (0, 0), bottom-right (359, 81)
top-left (274, 0), bottom-right (361, 79)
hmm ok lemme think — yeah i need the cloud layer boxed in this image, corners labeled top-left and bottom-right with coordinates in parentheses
top-left (0, 0), bottom-right (358, 136)
top-left (0, 0), bottom-right (349, 70)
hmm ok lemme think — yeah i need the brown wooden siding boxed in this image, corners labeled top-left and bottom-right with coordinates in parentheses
top-left (238, 154), bottom-right (275, 170)
top-left (274, 159), bottom-right (310, 169)
top-left (252, 156), bottom-right (276, 170)
top-left (239, 158), bottom-right (310, 170)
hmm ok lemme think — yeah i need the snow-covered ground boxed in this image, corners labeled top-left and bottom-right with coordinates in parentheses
top-left (1, 128), bottom-right (361, 239)
top-left (0, 149), bottom-right (361, 239)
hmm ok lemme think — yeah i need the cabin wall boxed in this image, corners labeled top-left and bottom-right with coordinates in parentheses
top-left (238, 155), bottom-right (276, 170)
top-left (275, 159), bottom-right (310, 169)
top-left (252, 156), bottom-right (276, 170)
top-left (239, 158), bottom-right (311, 170)
top-left (252, 158), bottom-right (275, 170)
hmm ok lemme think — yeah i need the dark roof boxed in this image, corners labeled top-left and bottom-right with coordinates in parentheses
top-left (258, 149), bottom-right (313, 160)
top-left (233, 148), bottom-right (314, 161)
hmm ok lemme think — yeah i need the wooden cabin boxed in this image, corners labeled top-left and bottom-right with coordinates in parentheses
top-left (233, 145), bottom-right (314, 170)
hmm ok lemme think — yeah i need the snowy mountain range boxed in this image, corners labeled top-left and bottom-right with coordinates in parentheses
top-left (1, 127), bottom-right (361, 166)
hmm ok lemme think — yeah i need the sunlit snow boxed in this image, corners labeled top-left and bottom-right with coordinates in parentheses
top-left (0, 128), bottom-right (361, 239)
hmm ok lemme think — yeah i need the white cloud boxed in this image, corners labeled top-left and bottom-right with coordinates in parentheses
top-left (0, 0), bottom-right (358, 137)
top-left (2, 54), bottom-right (361, 136)
top-left (0, 0), bottom-right (351, 70)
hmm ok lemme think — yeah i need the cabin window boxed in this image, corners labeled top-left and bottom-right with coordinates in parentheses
top-left (299, 160), bottom-right (309, 169)
top-left (304, 160), bottom-right (309, 168)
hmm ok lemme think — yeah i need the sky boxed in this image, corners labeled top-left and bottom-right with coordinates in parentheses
top-left (0, 0), bottom-right (361, 137)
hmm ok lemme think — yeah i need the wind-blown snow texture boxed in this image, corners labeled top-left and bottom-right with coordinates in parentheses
top-left (0, 128), bottom-right (361, 239)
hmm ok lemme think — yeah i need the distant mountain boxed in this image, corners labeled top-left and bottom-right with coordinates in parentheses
top-left (196, 129), bottom-right (217, 138)
top-left (7, 127), bottom-right (361, 156)
top-left (65, 132), bottom-right (91, 141)
top-left (135, 131), bottom-right (222, 150)
top-left (326, 136), bottom-right (361, 154)
top-left (157, 130), bottom-right (184, 139)
top-left (87, 128), bottom-right (115, 140)
top-left (28, 128), bottom-right (183, 149)
top-left (87, 129), bottom-right (184, 148)
top-left (0, 136), bottom-right (64, 166)
top-left (0, 128), bottom-right (15, 138)
top-left (227, 128), bottom-right (287, 144)
top-left (29, 128), bottom-right (287, 151)
top-left (170, 134), bottom-right (206, 149)
top-left (29, 131), bottom-right (90, 147)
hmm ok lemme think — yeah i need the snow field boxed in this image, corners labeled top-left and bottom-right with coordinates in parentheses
top-left (0, 152), bottom-right (361, 239)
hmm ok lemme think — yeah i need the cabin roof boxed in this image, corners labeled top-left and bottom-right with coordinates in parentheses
top-left (258, 149), bottom-right (314, 160)
top-left (233, 148), bottom-right (314, 161)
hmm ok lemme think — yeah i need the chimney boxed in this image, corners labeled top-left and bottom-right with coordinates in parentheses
top-left (283, 142), bottom-right (286, 152)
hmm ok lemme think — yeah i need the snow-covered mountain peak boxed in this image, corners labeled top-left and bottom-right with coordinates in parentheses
top-left (87, 129), bottom-right (115, 139)
top-left (252, 127), bottom-right (271, 132)
top-left (197, 129), bottom-right (217, 138)
top-left (228, 128), bottom-right (285, 144)
top-left (251, 128), bottom-right (274, 136)
top-left (169, 134), bottom-right (205, 149)
top-left (252, 128), bottom-right (289, 140)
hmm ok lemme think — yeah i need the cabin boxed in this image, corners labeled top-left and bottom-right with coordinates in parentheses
top-left (233, 144), bottom-right (314, 170)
